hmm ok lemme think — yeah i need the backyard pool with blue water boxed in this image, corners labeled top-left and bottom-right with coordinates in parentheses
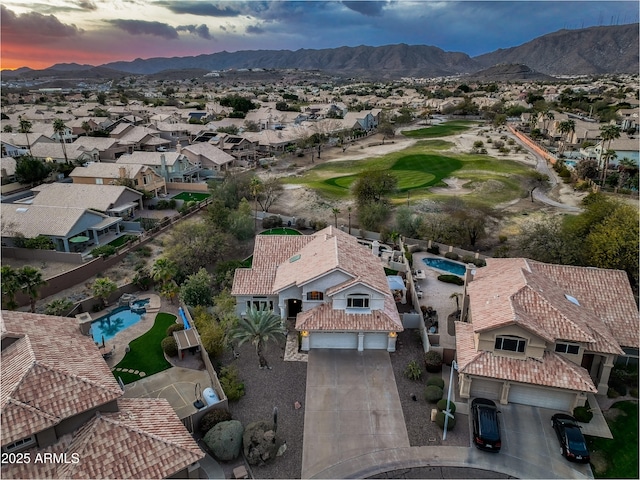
top-left (91, 299), bottom-right (149, 342)
top-left (422, 257), bottom-right (466, 276)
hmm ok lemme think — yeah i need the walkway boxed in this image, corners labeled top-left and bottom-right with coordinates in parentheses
top-left (301, 350), bottom-right (409, 479)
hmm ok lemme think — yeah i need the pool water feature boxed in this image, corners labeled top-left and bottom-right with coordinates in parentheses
top-left (422, 257), bottom-right (466, 276)
top-left (91, 305), bottom-right (145, 342)
top-left (130, 298), bottom-right (150, 313)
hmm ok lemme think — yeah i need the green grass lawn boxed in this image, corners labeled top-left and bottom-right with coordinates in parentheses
top-left (112, 312), bottom-right (177, 385)
top-left (401, 120), bottom-right (478, 138)
top-left (286, 137), bottom-right (532, 207)
top-left (259, 227), bottom-right (302, 235)
top-left (171, 192), bottom-right (211, 202)
top-left (587, 400), bottom-right (638, 478)
top-left (107, 234), bottom-right (135, 248)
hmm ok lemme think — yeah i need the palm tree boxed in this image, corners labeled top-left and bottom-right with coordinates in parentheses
top-left (229, 306), bottom-right (286, 369)
top-left (557, 120), bottom-right (575, 155)
top-left (449, 292), bottom-right (462, 312)
top-left (542, 110), bottom-right (554, 136)
top-left (347, 206), bottom-right (352, 235)
top-left (18, 117), bottom-right (32, 151)
top-left (599, 124), bottom-right (622, 186)
top-left (18, 266), bottom-right (47, 313)
top-left (331, 207), bottom-right (340, 228)
top-left (151, 257), bottom-right (178, 287)
top-left (53, 118), bottom-right (69, 164)
top-left (92, 277), bottom-right (117, 308)
top-left (81, 121), bottom-right (92, 136)
top-left (617, 157), bottom-right (639, 189)
top-left (160, 280), bottom-right (180, 305)
top-left (1, 265), bottom-right (20, 310)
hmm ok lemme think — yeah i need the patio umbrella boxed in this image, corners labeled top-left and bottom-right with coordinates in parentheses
top-left (69, 235), bottom-right (90, 243)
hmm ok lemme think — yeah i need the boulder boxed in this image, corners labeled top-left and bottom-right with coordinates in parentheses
top-left (203, 420), bottom-right (244, 461)
top-left (243, 420), bottom-right (279, 465)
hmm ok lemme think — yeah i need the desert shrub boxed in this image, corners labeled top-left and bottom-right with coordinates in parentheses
top-left (91, 245), bottom-right (117, 258)
top-left (262, 215), bottom-right (283, 229)
top-left (630, 387), bottom-right (639, 398)
top-left (424, 385), bottom-right (444, 403)
top-left (573, 406), bottom-right (593, 423)
top-left (437, 399), bottom-right (456, 414)
top-left (404, 360), bottom-right (423, 381)
top-left (166, 323), bottom-right (185, 337)
top-left (607, 387), bottom-right (620, 398)
top-left (473, 258), bottom-right (487, 267)
top-left (199, 408), bottom-right (233, 435)
top-left (493, 245), bottom-right (510, 258)
top-left (161, 336), bottom-right (178, 357)
top-left (426, 376), bottom-right (445, 389)
top-left (444, 252), bottom-right (459, 261)
top-left (219, 365), bottom-right (245, 401)
top-left (498, 234), bottom-right (508, 243)
top-left (426, 245), bottom-right (440, 255)
top-left (435, 411), bottom-right (456, 430)
top-left (425, 350), bottom-right (443, 373)
top-left (437, 274), bottom-right (464, 286)
top-left (462, 255), bottom-right (475, 264)
top-left (135, 245), bottom-right (153, 257)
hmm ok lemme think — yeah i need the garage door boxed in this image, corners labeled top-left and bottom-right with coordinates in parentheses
top-left (469, 377), bottom-right (502, 400)
top-left (509, 384), bottom-right (575, 411)
top-left (363, 333), bottom-right (388, 350)
top-left (309, 332), bottom-right (358, 349)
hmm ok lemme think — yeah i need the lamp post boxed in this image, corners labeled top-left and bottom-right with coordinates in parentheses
top-left (443, 360), bottom-right (458, 441)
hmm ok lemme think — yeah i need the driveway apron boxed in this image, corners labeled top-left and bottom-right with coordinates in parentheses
top-left (301, 349), bottom-right (409, 479)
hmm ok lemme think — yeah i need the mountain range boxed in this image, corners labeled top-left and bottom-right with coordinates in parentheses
top-left (3, 23), bottom-right (638, 81)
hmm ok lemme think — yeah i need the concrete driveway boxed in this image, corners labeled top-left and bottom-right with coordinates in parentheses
top-left (301, 349), bottom-right (409, 479)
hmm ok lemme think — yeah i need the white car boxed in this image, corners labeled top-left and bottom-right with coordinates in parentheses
top-left (157, 146), bottom-right (168, 152)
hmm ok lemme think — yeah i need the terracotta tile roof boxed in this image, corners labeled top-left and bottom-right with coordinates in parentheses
top-left (1, 312), bottom-right (123, 445)
top-left (2, 399), bottom-right (205, 479)
top-left (467, 258), bottom-right (635, 354)
top-left (455, 322), bottom-right (597, 393)
top-left (296, 296), bottom-right (403, 332)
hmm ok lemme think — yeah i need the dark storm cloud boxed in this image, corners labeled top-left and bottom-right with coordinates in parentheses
top-left (107, 19), bottom-right (179, 39)
top-left (246, 24), bottom-right (265, 35)
top-left (158, 1), bottom-right (243, 17)
top-left (176, 24), bottom-right (213, 39)
top-left (342, 1), bottom-right (386, 17)
top-left (1, 5), bottom-right (83, 40)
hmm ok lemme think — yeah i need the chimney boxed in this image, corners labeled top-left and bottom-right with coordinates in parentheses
top-left (176, 141), bottom-right (182, 154)
top-left (118, 166), bottom-right (126, 178)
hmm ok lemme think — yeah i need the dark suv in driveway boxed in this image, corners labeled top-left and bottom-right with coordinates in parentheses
top-left (471, 398), bottom-right (501, 452)
top-left (551, 413), bottom-right (590, 463)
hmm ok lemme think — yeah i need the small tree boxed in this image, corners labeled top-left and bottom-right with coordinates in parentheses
top-left (44, 298), bottom-right (74, 316)
top-left (92, 277), bottom-right (117, 308)
top-left (18, 266), bottom-right (47, 313)
top-left (1, 265), bottom-right (20, 310)
top-left (229, 306), bottom-right (286, 369)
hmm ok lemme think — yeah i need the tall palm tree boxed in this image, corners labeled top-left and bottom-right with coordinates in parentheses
top-left (81, 121), bottom-right (92, 136)
top-left (1, 265), bottom-right (20, 310)
top-left (599, 124), bottom-right (622, 186)
top-left (542, 110), bottom-right (554, 136)
top-left (331, 207), bottom-right (340, 228)
top-left (18, 266), bottom-right (47, 313)
top-left (160, 280), bottom-right (180, 305)
top-left (151, 257), bottom-right (178, 287)
top-left (557, 120), bottom-right (575, 155)
top-left (18, 117), bottom-right (32, 152)
top-left (92, 277), bottom-right (117, 308)
top-left (53, 118), bottom-right (69, 164)
top-left (229, 306), bottom-right (286, 369)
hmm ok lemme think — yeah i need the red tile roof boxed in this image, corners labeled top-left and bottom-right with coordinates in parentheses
top-left (296, 296), bottom-right (402, 331)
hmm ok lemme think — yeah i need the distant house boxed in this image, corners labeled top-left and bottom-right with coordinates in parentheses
top-left (0, 311), bottom-right (204, 479)
top-left (108, 123), bottom-right (168, 153)
top-left (116, 151), bottom-right (203, 183)
top-left (456, 258), bottom-right (639, 411)
top-left (232, 227), bottom-right (403, 351)
top-left (70, 163), bottom-right (167, 197)
top-left (70, 136), bottom-right (128, 162)
top-left (178, 142), bottom-right (235, 174)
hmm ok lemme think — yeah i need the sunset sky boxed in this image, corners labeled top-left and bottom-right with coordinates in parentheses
top-left (2, 1), bottom-right (638, 71)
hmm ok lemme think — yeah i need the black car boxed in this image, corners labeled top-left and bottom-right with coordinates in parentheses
top-left (551, 413), bottom-right (590, 463)
top-left (471, 398), bottom-right (501, 452)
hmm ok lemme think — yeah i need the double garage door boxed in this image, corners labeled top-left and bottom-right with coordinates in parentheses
top-left (309, 332), bottom-right (388, 350)
top-left (470, 377), bottom-right (576, 411)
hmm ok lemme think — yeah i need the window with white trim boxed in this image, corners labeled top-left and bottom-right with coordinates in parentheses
top-left (2, 436), bottom-right (36, 452)
top-left (246, 297), bottom-right (274, 311)
top-left (347, 294), bottom-right (370, 309)
top-left (306, 291), bottom-right (324, 301)
top-left (495, 335), bottom-right (526, 353)
top-left (555, 342), bottom-right (580, 355)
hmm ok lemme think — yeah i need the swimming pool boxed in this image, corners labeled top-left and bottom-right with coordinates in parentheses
top-left (422, 257), bottom-right (466, 276)
top-left (91, 305), bottom-right (145, 342)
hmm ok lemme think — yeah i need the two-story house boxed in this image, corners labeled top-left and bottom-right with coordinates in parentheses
top-left (455, 258), bottom-right (639, 411)
top-left (231, 227), bottom-right (403, 352)
top-left (177, 142), bottom-right (235, 175)
top-left (1, 311), bottom-right (204, 479)
top-left (70, 163), bottom-right (167, 197)
top-left (116, 151), bottom-right (203, 184)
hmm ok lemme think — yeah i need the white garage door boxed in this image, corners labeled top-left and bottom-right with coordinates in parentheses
top-left (469, 377), bottom-right (502, 400)
top-left (509, 384), bottom-right (575, 411)
top-left (309, 332), bottom-right (358, 349)
top-left (363, 333), bottom-right (388, 350)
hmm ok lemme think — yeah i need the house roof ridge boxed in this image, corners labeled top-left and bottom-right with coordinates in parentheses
top-left (34, 359), bottom-right (124, 398)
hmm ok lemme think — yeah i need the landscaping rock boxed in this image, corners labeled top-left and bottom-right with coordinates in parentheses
top-left (243, 420), bottom-right (279, 466)
top-left (203, 420), bottom-right (244, 461)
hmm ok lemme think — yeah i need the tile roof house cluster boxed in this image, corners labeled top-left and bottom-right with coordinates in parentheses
top-left (232, 227), bottom-right (403, 351)
top-left (456, 258), bottom-right (639, 411)
top-left (1, 311), bottom-right (204, 479)
top-left (69, 163), bottom-right (167, 197)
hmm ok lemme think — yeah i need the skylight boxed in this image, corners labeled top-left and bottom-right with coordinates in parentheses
top-left (289, 254), bottom-right (301, 263)
top-left (564, 294), bottom-right (580, 306)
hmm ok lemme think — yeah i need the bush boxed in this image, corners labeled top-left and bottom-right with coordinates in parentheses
top-left (404, 360), bottom-right (423, 381)
top-left (91, 245), bottom-right (117, 258)
top-left (437, 274), bottom-right (464, 286)
top-left (444, 252), bottom-right (459, 261)
top-left (425, 351), bottom-right (443, 373)
top-left (462, 255), bottom-right (475, 264)
top-left (219, 365), bottom-right (245, 401)
top-left (630, 387), bottom-right (639, 398)
top-left (199, 408), bottom-right (233, 435)
top-left (609, 377), bottom-right (628, 396)
top-left (426, 245), bottom-right (440, 255)
top-left (161, 336), bottom-right (178, 357)
top-left (435, 411), bottom-right (456, 430)
top-left (424, 385), bottom-right (444, 403)
top-left (437, 399), bottom-right (456, 414)
top-left (573, 406), bottom-right (593, 423)
top-left (607, 387), bottom-right (620, 398)
top-left (262, 215), bottom-right (283, 229)
top-left (166, 323), bottom-right (185, 337)
top-left (473, 258), bottom-right (486, 267)
top-left (426, 376), bottom-right (445, 389)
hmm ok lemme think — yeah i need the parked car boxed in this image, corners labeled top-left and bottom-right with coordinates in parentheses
top-left (551, 413), bottom-right (590, 463)
top-left (471, 398), bottom-right (501, 452)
